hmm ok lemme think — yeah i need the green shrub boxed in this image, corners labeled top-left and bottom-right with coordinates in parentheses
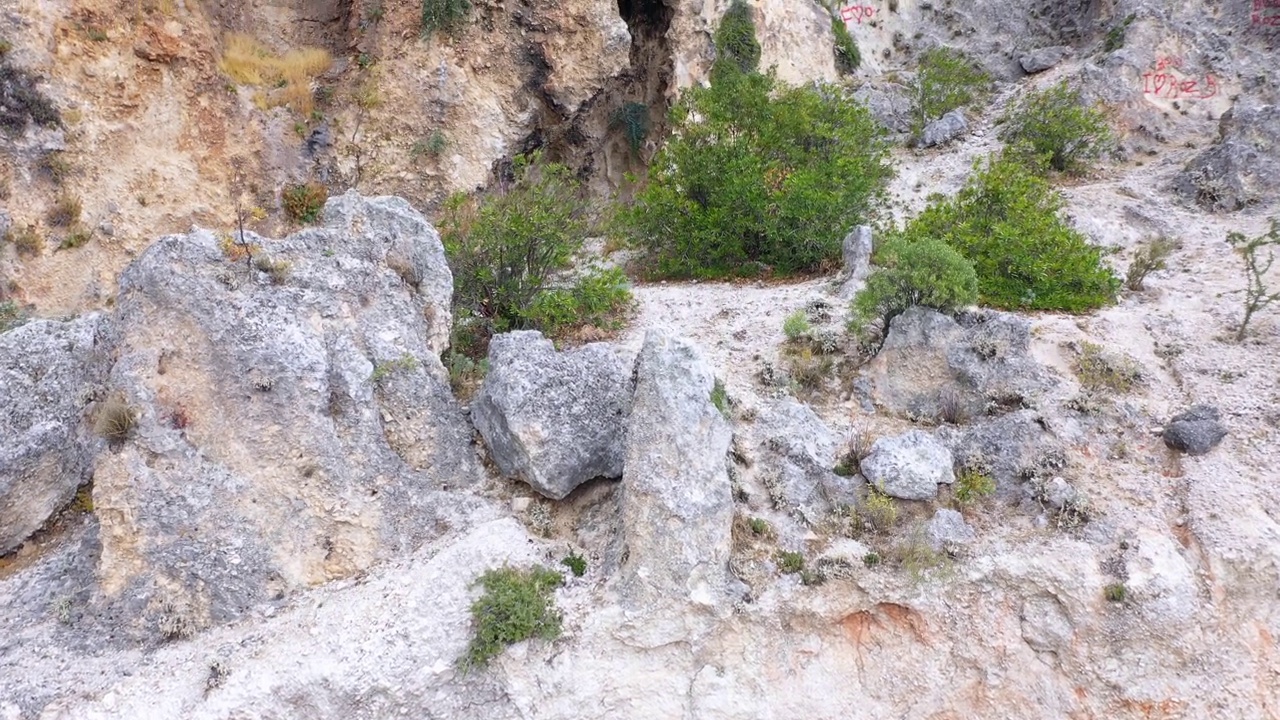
top-left (1104, 582), bottom-right (1127, 602)
top-left (561, 553), bottom-right (587, 577)
top-left (831, 17), bottom-right (860, 75)
top-left (422, 0), bottom-right (470, 35)
top-left (1102, 14), bottom-right (1135, 54)
top-left (1074, 341), bottom-right (1142, 393)
top-left (899, 154), bottom-right (1119, 311)
top-left (954, 467), bottom-right (996, 506)
top-left (1000, 81), bottom-right (1112, 175)
top-left (1126, 236), bottom-right (1177, 291)
top-left (58, 223), bottom-right (92, 250)
top-left (850, 235), bottom-right (978, 336)
top-left (1228, 220), bottom-right (1280, 342)
top-left (464, 565), bottom-right (563, 669)
top-left (782, 309), bottom-right (811, 341)
top-left (282, 182), bottom-right (327, 224)
top-left (710, 378), bottom-right (730, 418)
top-left (523, 267), bottom-right (633, 339)
top-left (777, 550), bottom-right (805, 574)
top-left (618, 50), bottom-right (891, 279)
top-left (910, 47), bottom-right (990, 135)
top-left (712, 0), bottom-right (761, 80)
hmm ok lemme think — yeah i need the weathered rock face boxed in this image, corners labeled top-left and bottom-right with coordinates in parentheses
top-left (0, 314), bottom-right (115, 554)
top-left (617, 330), bottom-right (735, 645)
top-left (918, 109), bottom-right (969, 148)
top-left (1174, 93), bottom-right (1280, 212)
top-left (937, 409), bottom-right (1065, 497)
top-left (1163, 404), bottom-right (1228, 455)
top-left (90, 192), bottom-right (486, 635)
top-left (926, 508), bottom-right (976, 552)
top-left (864, 308), bottom-right (1055, 421)
top-left (472, 331), bottom-right (632, 500)
top-left (756, 399), bottom-right (859, 523)
top-left (1019, 46), bottom-right (1071, 73)
top-left (861, 430), bottom-right (955, 500)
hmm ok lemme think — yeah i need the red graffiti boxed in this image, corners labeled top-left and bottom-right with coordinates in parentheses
top-left (1153, 55), bottom-right (1182, 71)
top-left (839, 5), bottom-right (877, 23)
top-left (1142, 70), bottom-right (1219, 100)
top-left (1254, 0), bottom-right (1280, 25)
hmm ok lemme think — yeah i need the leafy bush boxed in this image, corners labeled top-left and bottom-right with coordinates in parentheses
top-left (898, 154), bottom-right (1119, 311)
top-left (850, 235), bottom-right (978, 336)
top-left (910, 47), bottom-right (990, 135)
top-left (58, 223), bottom-right (92, 250)
top-left (422, 0), bottom-right (470, 35)
top-left (1126, 236), bottom-right (1177, 291)
top-left (782, 309), bottom-right (812, 341)
top-left (561, 553), bottom-right (587, 577)
top-left (619, 59), bottom-right (891, 278)
top-left (442, 157), bottom-right (631, 348)
top-left (831, 17), bottom-right (860, 75)
top-left (464, 565), bottom-right (563, 669)
top-left (282, 182), bottom-right (327, 223)
top-left (712, 0), bottom-right (761, 79)
top-left (953, 467), bottom-right (996, 506)
top-left (1000, 81), bottom-right (1112, 175)
top-left (776, 550), bottom-right (805, 574)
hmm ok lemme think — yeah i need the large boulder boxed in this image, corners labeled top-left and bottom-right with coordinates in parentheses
top-left (861, 430), bottom-right (955, 501)
top-left (472, 331), bottom-right (632, 500)
top-left (918, 109), bottom-right (969, 148)
top-left (863, 307), bottom-right (1055, 421)
top-left (1019, 46), bottom-right (1071, 73)
top-left (617, 330), bottom-right (734, 645)
top-left (1174, 94), bottom-right (1280, 212)
top-left (1163, 405), bottom-right (1228, 456)
top-left (756, 399), bottom-right (859, 523)
top-left (88, 191), bottom-right (487, 637)
top-left (0, 314), bottom-right (115, 554)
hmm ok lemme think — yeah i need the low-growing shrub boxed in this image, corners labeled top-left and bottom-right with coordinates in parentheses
top-left (1074, 341), bottom-right (1142, 393)
top-left (1000, 81), bottom-right (1112, 175)
top-left (46, 192), bottom-right (82, 227)
top-left (282, 182), bottom-right (327, 224)
top-left (5, 224), bottom-right (43, 256)
top-left (218, 34), bottom-right (332, 114)
top-left (0, 300), bottom-right (25, 332)
top-left (617, 5), bottom-right (891, 280)
top-left (831, 16), bottom-right (860, 74)
top-left (849, 235), bottom-right (978, 337)
top-left (1104, 582), bottom-right (1127, 602)
top-left (782, 309), bottom-right (812, 342)
top-left (953, 467), bottom-right (996, 506)
top-left (523, 267), bottom-right (633, 339)
top-left (464, 565), bottom-right (563, 669)
top-left (422, 0), bottom-right (470, 35)
top-left (58, 223), bottom-right (92, 250)
top-left (776, 550), bottom-right (805, 574)
top-left (561, 553), bottom-right (587, 577)
top-left (899, 154), bottom-right (1119, 311)
top-left (253, 255), bottom-right (292, 284)
top-left (1126, 236), bottom-right (1177, 291)
top-left (910, 47), bottom-right (991, 136)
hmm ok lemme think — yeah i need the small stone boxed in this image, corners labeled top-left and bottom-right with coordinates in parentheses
top-left (1163, 404), bottom-right (1227, 455)
top-left (861, 430), bottom-right (955, 500)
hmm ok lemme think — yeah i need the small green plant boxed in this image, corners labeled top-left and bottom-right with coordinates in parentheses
top-left (1102, 14), bottom-right (1136, 54)
top-left (710, 377), bottom-right (731, 419)
top-left (609, 102), bottom-right (650, 154)
top-left (422, 0), bottom-right (470, 35)
top-left (371, 354), bottom-right (420, 384)
top-left (464, 565), bottom-right (563, 669)
top-left (58, 223), bottom-right (92, 250)
top-left (1104, 582), bottom-right (1128, 602)
top-left (253, 255), bottom-right (292, 285)
top-left (849, 235), bottom-right (978, 338)
top-left (857, 488), bottom-right (899, 534)
top-left (561, 552), bottom-right (587, 577)
top-left (777, 550), bottom-right (805, 574)
top-left (953, 467), bottom-right (996, 506)
top-left (522, 267), bottom-right (633, 340)
top-left (1000, 81), bottom-right (1112, 176)
top-left (1227, 220), bottom-right (1280, 342)
top-left (412, 129), bottom-right (449, 158)
top-left (282, 182), bottom-right (327, 224)
top-left (782, 309), bottom-right (812, 342)
top-left (890, 525), bottom-right (948, 581)
top-left (862, 551), bottom-right (881, 567)
top-left (1126, 236), bottom-right (1177, 291)
top-left (898, 153), bottom-right (1119, 312)
top-left (46, 192), bottom-right (82, 227)
top-left (748, 517), bottom-right (772, 536)
top-left (831, 16), bottom-right (860, 74)
top-left (784, 346), bottom-right (834, 391)
top-left (94, 396), bottom-right (137, 442)
top-left (910, 47), bottom-right (991, 136)
top-left (1074, 341), bottom-right (1142, 393)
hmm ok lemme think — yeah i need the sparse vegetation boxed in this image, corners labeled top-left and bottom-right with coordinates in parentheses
top-left (953, 467), bottom-right (996, 506)
top-left (617, 4), bottom-right (890, 280)
top-left (1126, 236), bottom-right (1177, 291)
top-left (441, 156), bottom-right (631, 351)
top-left (282, 182), bottom-right (327, 224)
top-left (999, 81), bottom-right (1112, 175)
top-left (748, 517), bottom-right (772, 536)
top-left (94, 396), bottom-right (137, 442)
top-left (38, 151), bottom-right (72, 184)
top-left (0, 58), bottom-right (61, 134)
top-left (1102, 14), bottom-right (1136, 54)
top-left (609, 102), bottom-right (650, 154)
top-left (218, 34), bottom-right (332, 114)
top-left (58, 223), bottom-right (92, 250)
top-left (831, 16), bottom-right (860, 74)
top-left (910, 47), bottom-right (991, 136)
top-left (5, 224), bottom-right (43, 256)
top-left (46, 192), bottom-right (82, 227)
top-left (0, 300), bottom-right (25, 333)
top-left (371, 354), bottom-right (420, 385)
top-left (464, 565), bottom-right (563, 669)
top-left (888, 525), bottom-right (948, 581)
top-left (849, 235), bottom-right (978, 338)
top-left (898, 154), bottom-right (1119, 312)
top-left (1074, 341), bottom-right (1142, 393)
top-left (1104, 582), bottom-right (1128, 602)
top-left (561, 552), bottom-right (587, 578)
top-left (782, 309), bottom-right (812, 342)
top-left (445, 349), bottom-right (488, 400)
top-left (776, 550), bottom-right (805, 574)
top-left (412, 130), bottom-right (449, 159)
top-left (1227, 220), bottom-right (1280, 342)
top-left (422, 0), bottom-right (471, 35)
top-left (710, 378), bottom-right (731, 419)
top-left (253, 255), bottom-right (292, 284)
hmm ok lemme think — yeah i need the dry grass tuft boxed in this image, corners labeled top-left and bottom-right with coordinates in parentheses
top-left (46, 192), bottom-right (82, 227)
top-left (94, 396), bottom-right (137, 442)
top-left (218, 34), bottom-right (331, 114)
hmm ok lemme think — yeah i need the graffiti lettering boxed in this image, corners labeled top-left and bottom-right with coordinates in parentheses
top-left (1254, 0), bottom-right (1280, 24)
top-left (1153, 55), bottom-right (1182, 71)
top-left (839, 5), bottom-right (877, 23)
top-left (1142, 71), bottom-right (1219, 100)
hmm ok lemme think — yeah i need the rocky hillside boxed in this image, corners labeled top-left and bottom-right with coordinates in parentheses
top-left (2, 0), bottom-right (1279, 717)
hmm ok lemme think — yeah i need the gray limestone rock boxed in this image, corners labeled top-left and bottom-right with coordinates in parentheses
top-left (472, 330), bottom-right (632, 500)
top-left (757, 399), bottom-right (860, 523)
top-left (937, 410), bottom-right (1065, 497)
top-left (0, 314), bottom-right (115, 554)
top-left (1020, 594), bottom-right (1074, 653)
top-left (617, 330), bottom-right (734, 645)
top-left (861, 430), bottom-right (955, 501)
top-left (1163, 405), bottom-right (1227, 456)
top-left (926, 509), bottom-right (976, 552)
top-left (1174, 94), bottom-right (1280, 213)
top-left (1019, 46), bottom-right (1071, 73)
top-left (919, 109), bottom-right (969, 148)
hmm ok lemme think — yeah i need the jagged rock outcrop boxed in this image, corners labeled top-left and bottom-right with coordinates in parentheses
top-left (472, 331), bottom-right (632, 499)
top-left (1019, 46), bottom-right (1071, 73)
top-left (0, 314), bottom-right (115, 554)
top-left (616, 330), bottom-right (735, 645)
top-left (936, 409), bottom-right (1065, 496)
top-left (1174, 93), bottom-right (1280, 212)
top-left (926, 509), bottom-right (976, 552)
top-left (861, 430), bottom-right (955, 500)
top-left (88, 192), bottom-right (487, 636)
top-left (863, 308), bottom-right (1055, 421)
top-left (756, 399), bottom-right (859, 522)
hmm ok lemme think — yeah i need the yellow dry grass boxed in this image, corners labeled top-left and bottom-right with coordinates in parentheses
top-left (218, 34), bottom-right (331, 114)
